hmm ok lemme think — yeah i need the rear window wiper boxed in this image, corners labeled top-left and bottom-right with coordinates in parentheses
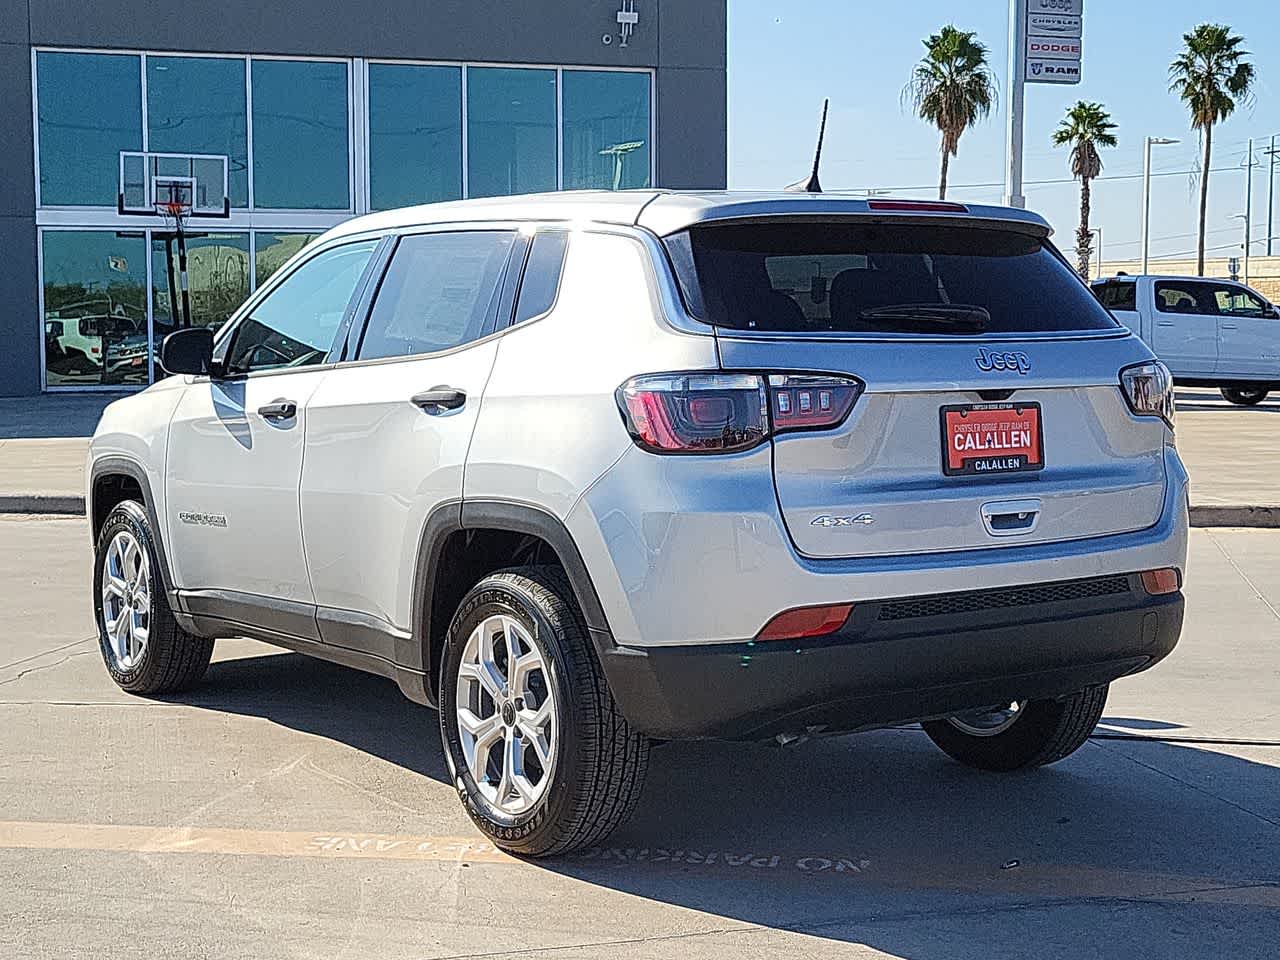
top-left (856, 304), bottom-right (991, 333)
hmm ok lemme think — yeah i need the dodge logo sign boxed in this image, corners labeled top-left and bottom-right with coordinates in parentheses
top-left (975, 349), bottom-right (1031, 375)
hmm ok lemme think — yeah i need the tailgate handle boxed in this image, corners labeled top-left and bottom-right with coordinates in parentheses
top-left (981, 499), bottom-right (1041, 537)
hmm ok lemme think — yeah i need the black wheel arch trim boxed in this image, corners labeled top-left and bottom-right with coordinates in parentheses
top-left (409, 498), bottom-right (614, 706)
top-left (88, 456), bottom-right (178, 603)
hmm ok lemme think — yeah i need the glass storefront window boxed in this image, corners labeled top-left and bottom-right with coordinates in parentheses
top-left (562, 71), bottom-right (651, 191)
top-left (251, 59), bottom-right (350, 209)
top-left (42, 231), bottom-right (148, 387)
top-left (147, 56), bottom-right (249, 208)
top-left (466, 67), bottom-right (556, 199)
top-left (36, 52), bottom-right (142, 207)
top-left (369, 64), bottom-right (462, 211)
top-left (255, 233), bottom-right (321, 288)
top-left (151, 230), bottom-right (249, 337)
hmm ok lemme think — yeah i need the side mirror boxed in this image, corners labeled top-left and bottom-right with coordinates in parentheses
top-left (160, 327), bottom-right (215, 376)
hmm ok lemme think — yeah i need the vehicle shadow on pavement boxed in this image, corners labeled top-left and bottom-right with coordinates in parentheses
top-left (191, 650), bottom-right (449, 781)
top-left (189, 652), bottom-right (1279, 957)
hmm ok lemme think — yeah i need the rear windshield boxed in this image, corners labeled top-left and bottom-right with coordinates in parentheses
top-left (664, 221), bottom-right (1119, 334)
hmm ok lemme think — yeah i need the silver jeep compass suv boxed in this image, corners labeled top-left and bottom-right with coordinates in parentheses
top-left (87, 192), bottom-right (1187, 856)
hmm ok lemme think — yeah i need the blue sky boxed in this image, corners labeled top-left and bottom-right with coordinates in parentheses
top-left (728, 1), bottom-right (1280, 266)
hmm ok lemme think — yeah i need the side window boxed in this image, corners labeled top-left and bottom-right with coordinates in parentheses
top-left (1154, 281), bottom-right (1217, 316)
top-left (1094, 280), bottom-right (1137, 312)
top-left (356, 231), bottom-right (515, 360)
top-left (1212, 285), bottom-right (1267, 317)
top-left (223, 240), bottom-right (378, 374)
top-left (513, 231), bottom-right (569, 325)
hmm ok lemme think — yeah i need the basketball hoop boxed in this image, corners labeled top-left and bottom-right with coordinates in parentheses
top-left (117, 154), bottom-right (229, 336)
top-left (153, 177), bottom-right (194, 235)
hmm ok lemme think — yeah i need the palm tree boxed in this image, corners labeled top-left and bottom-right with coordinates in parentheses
top-left (1169, 24), bottom-right (1255, 275)
top-left (1052, 102), bottom-right (1117, 279)
top-left (905, 26), bottom-right (996, 200)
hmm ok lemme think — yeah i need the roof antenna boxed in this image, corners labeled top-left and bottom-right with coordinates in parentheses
top-left (785, 99), bottom-right (828, 194)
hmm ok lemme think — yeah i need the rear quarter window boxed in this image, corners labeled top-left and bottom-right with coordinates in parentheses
top-left (664, 221), bottom-right (1119, 335)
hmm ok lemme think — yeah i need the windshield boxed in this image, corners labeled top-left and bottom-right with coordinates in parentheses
top-left (664, 220), bottom-right (1119, 335)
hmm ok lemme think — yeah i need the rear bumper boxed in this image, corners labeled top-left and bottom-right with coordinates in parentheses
top-left (598, 575), bottom-right (1183, 740)
top-left (567, 443), bottom-right (1190, 649)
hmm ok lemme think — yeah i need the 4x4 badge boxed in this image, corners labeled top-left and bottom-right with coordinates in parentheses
top-left (975, 348), bottom-right (1031, 375)
top-left (811, 515), bottom-right (875, 528)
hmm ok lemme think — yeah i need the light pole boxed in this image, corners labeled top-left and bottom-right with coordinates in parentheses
top-left (1142, 137), bottom-right (1180, 275)
top-left (1230, 214), bottom-right (1250, 286)
top-left (1264, 135), bottom-right (1277, 257)
top-left (1091, 227), bottom-right (1103, 279)
top-left (1003, 0), bottom-right (1027, 208)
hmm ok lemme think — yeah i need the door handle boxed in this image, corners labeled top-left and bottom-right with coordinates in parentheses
top-left (1220, 323), bottom-right (1239, 330)
top-left (257, 398), bottom-right (297, 420)
top-left (411, 386), bottom-right (467, 413)
top-left (981, 499), bottom-right (1041, 537)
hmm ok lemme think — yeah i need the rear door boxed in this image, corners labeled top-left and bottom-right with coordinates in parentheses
top-left (666, 217), bottom-right (1168, 560)
top-left (1150, 279), bottom-right (1220, 378)
top-left (300, 227), bottom-right (520, 658)
top-left (1207, 281), bottom-right (1280, 379)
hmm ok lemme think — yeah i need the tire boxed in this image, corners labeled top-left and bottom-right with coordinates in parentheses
top-left (921, 685), bottom-right (1108, 772)
top-left (438, 567), bottom-right (649, 857)
top-left (1221, 386), bottom-right (1269, 406)
top-left (93, 500), bottom-right (213, 695)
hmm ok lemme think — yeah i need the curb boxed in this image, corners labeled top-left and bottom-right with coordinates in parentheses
top-left (1189, 505), bottom-right (1280, 529)
top-left (0, 495), bottom-right (86, 516)
top-left (2, 497), bottom-right (1279, 529)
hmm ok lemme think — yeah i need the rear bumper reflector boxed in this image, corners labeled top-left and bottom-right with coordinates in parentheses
top-left (1140, 568), bottom-right (1181, 596)
top-left (757, 604), bottom-right (854, 642)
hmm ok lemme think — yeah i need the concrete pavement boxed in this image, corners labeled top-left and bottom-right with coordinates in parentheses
top-left (1, 515), bottom-right (1277, 958)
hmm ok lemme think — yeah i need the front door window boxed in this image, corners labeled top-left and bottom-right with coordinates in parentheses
top-left (221, 240), bottom-right (379, 375)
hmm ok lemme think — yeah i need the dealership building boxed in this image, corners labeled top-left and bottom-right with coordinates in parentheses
top-left (0, 0), bottom-right (726, 395)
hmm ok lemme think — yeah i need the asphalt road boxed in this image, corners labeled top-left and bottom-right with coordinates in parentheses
top-left (1, 516), bottom-right (1278, 959)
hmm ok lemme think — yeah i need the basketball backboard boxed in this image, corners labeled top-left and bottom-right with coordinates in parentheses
top-left (119, 152), bottom-right (229, 217)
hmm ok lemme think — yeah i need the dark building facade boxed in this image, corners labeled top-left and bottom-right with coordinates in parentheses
top-left (0, 0), bottom-right (727, 395)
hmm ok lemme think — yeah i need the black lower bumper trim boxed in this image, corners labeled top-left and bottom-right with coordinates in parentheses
top-left (597, 576), bottom-right (1183, 741)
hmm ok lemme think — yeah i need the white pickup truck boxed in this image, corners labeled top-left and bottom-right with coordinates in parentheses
top-left (1092, 275), bottom-right (1280, 405)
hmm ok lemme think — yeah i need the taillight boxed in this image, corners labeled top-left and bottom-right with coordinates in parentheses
top-left (618, 373), bottom-right (769, 454)
top-left (617, 373), bottom-right (863, 454)
top-left (1120, 361), bottom-right (1175, 429)
top-left (768, 375), bottom-right (863, 432)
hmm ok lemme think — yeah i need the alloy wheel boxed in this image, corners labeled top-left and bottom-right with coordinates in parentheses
top-left (101, 530), bottom-right (151, 671)
top-left (455, 614), bottom-right (558, 815)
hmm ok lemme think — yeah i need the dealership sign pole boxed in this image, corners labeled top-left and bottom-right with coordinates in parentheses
top-left (1005, 0), bottom-right (1082, 208)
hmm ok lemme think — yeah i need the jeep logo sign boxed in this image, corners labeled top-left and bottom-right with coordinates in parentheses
top-left (1028, 0), bottom-right (1081, 13)
top-left (975, 349), bottom-right (1031, 375)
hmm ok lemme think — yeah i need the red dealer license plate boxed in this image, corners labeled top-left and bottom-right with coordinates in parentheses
top-left (941, 403), bottom-right (1044, 477)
